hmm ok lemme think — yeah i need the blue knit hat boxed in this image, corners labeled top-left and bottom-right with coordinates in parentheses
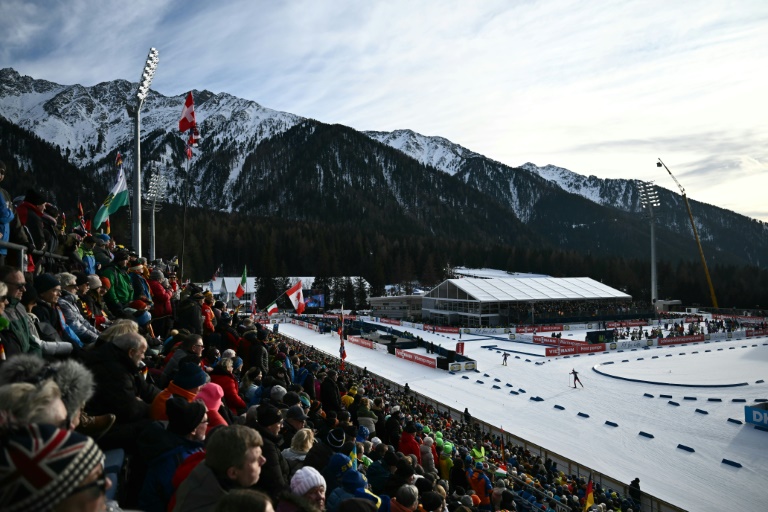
top-left (173, 362), bottom-right (208, 390)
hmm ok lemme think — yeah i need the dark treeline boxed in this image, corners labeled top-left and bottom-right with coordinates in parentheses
top-left (140, 205), bottom-right (768, 311)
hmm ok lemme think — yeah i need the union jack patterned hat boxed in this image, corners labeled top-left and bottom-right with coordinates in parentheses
top-left (0, 423), bottom-right (104, 512)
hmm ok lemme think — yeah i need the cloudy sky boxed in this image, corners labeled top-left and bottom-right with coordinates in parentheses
top-left (2, 1), bottom-right (768, 219)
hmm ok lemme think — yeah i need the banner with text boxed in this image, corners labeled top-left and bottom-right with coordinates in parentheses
top-left (395, 348), bottom-right (437, 368)
top-left (545, 343), bottom-right (606, 357)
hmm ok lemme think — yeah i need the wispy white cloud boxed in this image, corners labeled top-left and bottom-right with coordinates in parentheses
top-left (2, 0), bottom-right (768, 218)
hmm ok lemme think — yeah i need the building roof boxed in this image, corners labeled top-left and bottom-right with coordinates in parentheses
top-left (430, 277), bottom-right (631, 302)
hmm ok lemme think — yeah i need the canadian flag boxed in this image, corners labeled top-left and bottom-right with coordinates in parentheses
top-left (286, 281), bottom-right (305, 314)
top-left (179, 92), bottom-right (196, 132)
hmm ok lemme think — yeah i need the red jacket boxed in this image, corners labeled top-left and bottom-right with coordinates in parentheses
top-left (398, 431), bottom-right (422, 464)
top-left (201, 303), bottom-right (215, 334)
top-left (209, 370), bottom-right (246, 414)
top-left (148, 279), bottom-right (173, 317)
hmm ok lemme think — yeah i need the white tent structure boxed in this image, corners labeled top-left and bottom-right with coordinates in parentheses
top-left (423, 277), bottom-right (632, 326)
top-left (204, 276), bottom-right (257, 302)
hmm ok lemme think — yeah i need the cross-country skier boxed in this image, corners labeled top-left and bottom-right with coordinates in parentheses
top-left (502, 353), bottom-right (509, 366)
top-left (570, 369), bottom-right (583, 388)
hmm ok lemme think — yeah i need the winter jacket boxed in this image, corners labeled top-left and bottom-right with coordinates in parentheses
top-left (83, 341), bottom-right (160, 423)
top-left (137, 421), bottom-right (204, 512)
top-left (420, 441), bottom-right (435, 473)
top-left (201, 303), bottom-right (215, 334)
top-left (58, 290), bottom-right (99, 344)
top-left (4, 299), bottom-right (41, 356)
top-left (78, 246), bottom-right (97, 274)
top-left (129, 270), bottom-right (152, 304)
top-left (0, 187), bottom-right (29, 257)
top-left (93, 246), bottom-right (113, 267)
top-left (252, 423), bottom-right (291, 501)
top-left (209, 368), bottom-right (246, 414)
top-left (148, 279), bottom-right (173, 317)
top-left (33, 300), bottom-right (82, 348)
top-left (101, 264), bottom-right (134, 314)
top-left (466, 469), bottom-right (493, 506)
top-left (281, 447), bottom-right (309, 477)
top-left (398, 431), bottom-right (421, 465)
top-left (171, 459), bottom-right (226, 512)
top-left (357, 407), bottom-right (378, 435)
top-left (438, 454), bottom-right (453, 481)
top-left (16, 201), bottom-right (46, 250)
top-left (366, 458), bottom-right (392, 495)
top-left (384, 413), bottom-right (403, 447)
top-left (321, 377), bottom-right (343, 413)
top-left (175, 298), bottom-right (203, 335)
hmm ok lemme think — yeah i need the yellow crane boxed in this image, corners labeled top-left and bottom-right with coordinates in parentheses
top-left (657, 158), bottom-right (719, 308)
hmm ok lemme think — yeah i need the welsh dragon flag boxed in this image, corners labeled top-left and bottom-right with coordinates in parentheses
top-left (92, 166), bottom-right (129, 230)
top-left (286, 280), bottom-right (305, 314)
top-left (235, 266), bottom-right (247, 298)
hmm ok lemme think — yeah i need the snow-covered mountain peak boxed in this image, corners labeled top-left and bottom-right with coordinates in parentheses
top-left (364, 128), bottom-right (481, 176)
top-left (0, 69), bottom-right (304, 169)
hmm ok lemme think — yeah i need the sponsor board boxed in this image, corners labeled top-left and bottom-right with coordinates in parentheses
top-left (745, 405), bottom-right (768, 427)
top-left (380, 318), bottom-right (402, 326)
top-left (714, 314), bottom-right (768, 323)
top-left (395, 349), bottom-right (437, 368)
top-left (534, 336), bottom-right (588, 346)
top-left (450, 363), bottom-right (463, 372)
top-left (347, 336), bottom-right (374, 349)
top-left (608, 339), bottom-right (651, 351)
top-left (606, 320), bottom-right (648, 328)
top-left (469, 327), bottom-right (510, 335)
top-left (515, 325), bottom-right (563, 334)
top-left (423, 325), bottom-right (460, 334)
top-left (545, 343), bottom-right (606, 357)
top-left (747, 329), bottom-right (768, 337)
top-left (657, 334), bottom-right (706, 346)
top-left (509, 334), bottom-right (516, 340)
top-left (464, 361), bottom-right (476, 371)
top-left (456, 342), bottom-right (465, 355)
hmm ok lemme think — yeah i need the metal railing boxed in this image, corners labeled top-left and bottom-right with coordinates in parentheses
top-left (0, 240), bottom-right (70, 269)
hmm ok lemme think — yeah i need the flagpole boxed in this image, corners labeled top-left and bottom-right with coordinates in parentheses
top-left (180, 156), bottom-right (188, 279)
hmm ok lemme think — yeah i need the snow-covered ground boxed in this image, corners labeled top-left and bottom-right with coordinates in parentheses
top-left (278, 321), bottom-right (768, 511)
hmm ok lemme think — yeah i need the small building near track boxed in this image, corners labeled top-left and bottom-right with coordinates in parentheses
top-left (370, 295), bottom-right (424, 320)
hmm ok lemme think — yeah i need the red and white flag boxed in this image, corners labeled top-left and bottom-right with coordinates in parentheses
top-left (286, 281), bottom-right (305, 314)
top-left (179, 92), bottom-right (196, 132)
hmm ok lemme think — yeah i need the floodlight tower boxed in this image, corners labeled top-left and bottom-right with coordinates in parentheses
top-left (144, 162), bottom-right (167, 261)
top-left (127, 47), bottom-right (159, 257)
top-left (638, 181), bottom-right (660, 307)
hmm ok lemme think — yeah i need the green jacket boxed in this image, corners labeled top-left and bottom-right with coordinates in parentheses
top-left (4, 299), bottom-right (41, 356)
top-left (101, 264), bottom-right (134, 311)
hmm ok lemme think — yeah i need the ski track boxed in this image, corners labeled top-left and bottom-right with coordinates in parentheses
top-left (280, 322), bottom-right (768, 511)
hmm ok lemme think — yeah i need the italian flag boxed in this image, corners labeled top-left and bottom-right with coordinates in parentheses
top-left (267, 302), bottom-right (278, 316)
top-left (93, 168), bottom-right (129, 229)
top-left (235, 266), bottom-right (247, 298)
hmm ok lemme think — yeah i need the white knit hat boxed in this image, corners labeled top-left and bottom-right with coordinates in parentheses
top-left (290, 466), bottom-right (326, 496)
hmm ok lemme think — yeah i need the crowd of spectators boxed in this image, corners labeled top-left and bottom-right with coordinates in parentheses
top-left (0, 158), bottom-right (642, 512)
